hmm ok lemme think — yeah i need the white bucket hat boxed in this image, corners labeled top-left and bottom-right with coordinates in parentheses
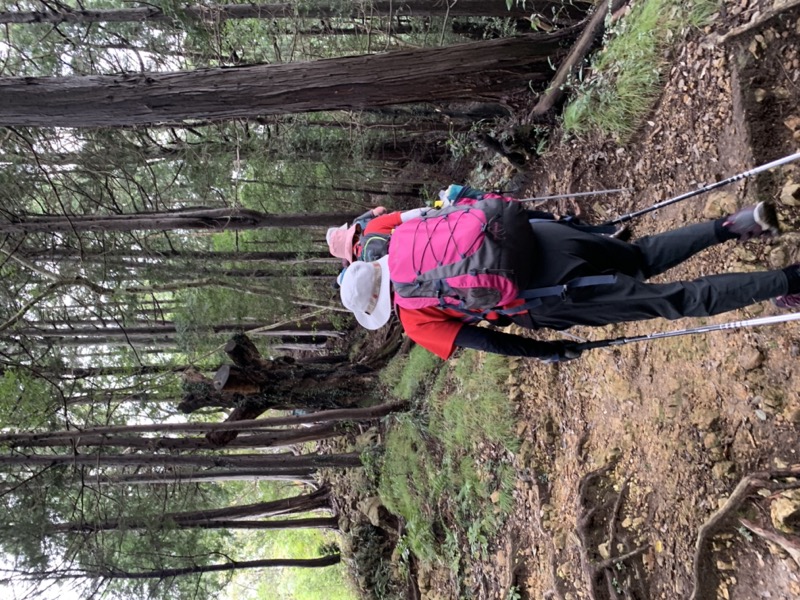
top-left (339, 256), bottom-right (392, 330)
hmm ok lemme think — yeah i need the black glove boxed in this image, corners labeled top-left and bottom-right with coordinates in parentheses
top-left (541, 341), bottom-right (583, 363)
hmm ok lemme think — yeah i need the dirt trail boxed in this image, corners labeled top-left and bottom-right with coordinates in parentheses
top-left (491, 2), bottom-right (800, 599)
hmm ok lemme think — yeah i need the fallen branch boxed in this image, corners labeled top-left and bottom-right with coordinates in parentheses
top-left (529, 0), bottom-right (627, 118)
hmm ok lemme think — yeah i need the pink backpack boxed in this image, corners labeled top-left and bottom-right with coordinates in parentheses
top-left (388, 198), bottom-right (537, 312)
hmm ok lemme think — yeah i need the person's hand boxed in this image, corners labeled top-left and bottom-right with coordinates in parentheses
top-left (437, 188), bottom-right (454, 207)
top-left (541, 341), bottom-right (583, 363)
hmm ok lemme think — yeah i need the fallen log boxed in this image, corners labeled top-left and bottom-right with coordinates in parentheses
top-left (530, 0), bottom-right (628, 119)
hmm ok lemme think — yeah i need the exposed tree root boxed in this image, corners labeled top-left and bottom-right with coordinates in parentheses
top-left (575, 465), bottom-right (650, 600)
top-left (404, 554), bottom-right (421, 600)
top-left (689, 466), bottom-right (800, 600)
top-left (739, 517), bottom-right (800, 568)
top-left (530, 480), bottom-right (566, 600)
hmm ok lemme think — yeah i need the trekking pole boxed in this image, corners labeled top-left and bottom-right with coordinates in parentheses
top-left (517, 188), bottom-right (630, 204)
top-left (606, 151), bottom-right (800, 226)
top-left (572, 311), bottom-right (800, 352)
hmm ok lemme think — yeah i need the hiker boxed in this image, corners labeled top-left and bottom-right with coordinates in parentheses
top-left (329, 185), bottom-right (621, 269)
top-left (327, 206), bottom-right (387, 266)
top-left (339, 197), bottom-right (799, 362)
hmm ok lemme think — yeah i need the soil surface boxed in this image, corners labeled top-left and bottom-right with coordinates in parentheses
top-left (448, 2), bottom-right (800, 600)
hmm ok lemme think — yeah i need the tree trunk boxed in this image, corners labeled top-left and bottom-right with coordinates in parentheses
top-left (23, 247), bottom-right (332, 262)
top-left (120, 266), bottom-right (338, 279)
top-left (12, 322), bottom-right (340, 340)
top-left (64, 555), bottom-right (342, 580)
top-left (50, 364), bottom-right (194, 379)
top-left (530, 0), bottom-right (623, 118)
top-left (178, 335), bottom-right (379, 443)
top-left (0, 451), bottom-right (363, 470)
top-left (0, 32), bottom-right (578, 127)
top-left (170, 517), bottom-right (339, 530)
top-left (62, 390), bottom-right (179, 407)
top-left (0, 207), bottom-right (356, 234)
top-left (47, 488), bottom-right (331, 533)
top-left (0, 470), bottom-right (317, 492)
top-left (7, 422), bottom-right (345, 451)
top-left (100, 469), bottom-right (316, 486)
top-left (0, 1), bottom-right (575, 25)
top-left (0, 401), bottom-right (408, 441)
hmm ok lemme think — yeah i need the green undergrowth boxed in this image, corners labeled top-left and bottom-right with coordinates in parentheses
top-left (378, 344), bottom-right (444, 400)
top-left (376, 348), bottom-right (519, 588)
top-left (562, 0), bottom-right (719, 139)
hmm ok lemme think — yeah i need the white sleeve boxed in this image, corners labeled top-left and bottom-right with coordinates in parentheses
top-left (399, 207), bottom-right (429, 222)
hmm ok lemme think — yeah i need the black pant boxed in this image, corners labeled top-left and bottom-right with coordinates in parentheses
top-left (515, 221), bottom-right (788, 330)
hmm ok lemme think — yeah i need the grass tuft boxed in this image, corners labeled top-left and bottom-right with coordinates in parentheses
top-left (379, 345), bottom-right (443, 400)
top-left (562, 0), bottom-right (720, 139)
top-left (430, 353), bottom-right (519, 455)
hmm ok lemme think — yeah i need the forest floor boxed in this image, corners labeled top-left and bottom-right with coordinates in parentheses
top-left (459, 2), bottom-right (800, 600)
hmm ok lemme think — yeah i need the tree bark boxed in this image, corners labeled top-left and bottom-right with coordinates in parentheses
top-left (0, 32), bottom-right (578, 127)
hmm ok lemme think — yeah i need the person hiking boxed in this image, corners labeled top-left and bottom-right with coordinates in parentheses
top-left (338, 198), bottom-right (799, 363)
top-left (326, 206), bottom-right (387, 266)
top-left (327, 185), bottom-right (623, 267)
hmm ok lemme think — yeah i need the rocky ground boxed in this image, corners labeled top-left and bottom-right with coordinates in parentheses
top-left (462, 1), bottom-right (800, 599)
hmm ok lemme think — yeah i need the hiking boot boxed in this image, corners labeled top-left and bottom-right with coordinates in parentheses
top-left (774, 264), bottom-right (800, 309)
top-left (723, 201), bottom-right (779, 241)
top-left (773, 294), bottom-right (800, 310)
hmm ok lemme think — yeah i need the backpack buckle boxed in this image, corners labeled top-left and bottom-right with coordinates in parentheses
top-left (560, 284), bottom-right (569, 300)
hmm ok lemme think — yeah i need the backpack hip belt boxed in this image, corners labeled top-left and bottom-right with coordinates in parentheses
top-left (444, 274), bottom-right (618, 320)
top-left (494, 274), bottom-right (618, 316)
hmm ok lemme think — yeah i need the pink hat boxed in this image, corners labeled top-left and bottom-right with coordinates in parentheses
top-left (326, 223), bottom-right (359, 264)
